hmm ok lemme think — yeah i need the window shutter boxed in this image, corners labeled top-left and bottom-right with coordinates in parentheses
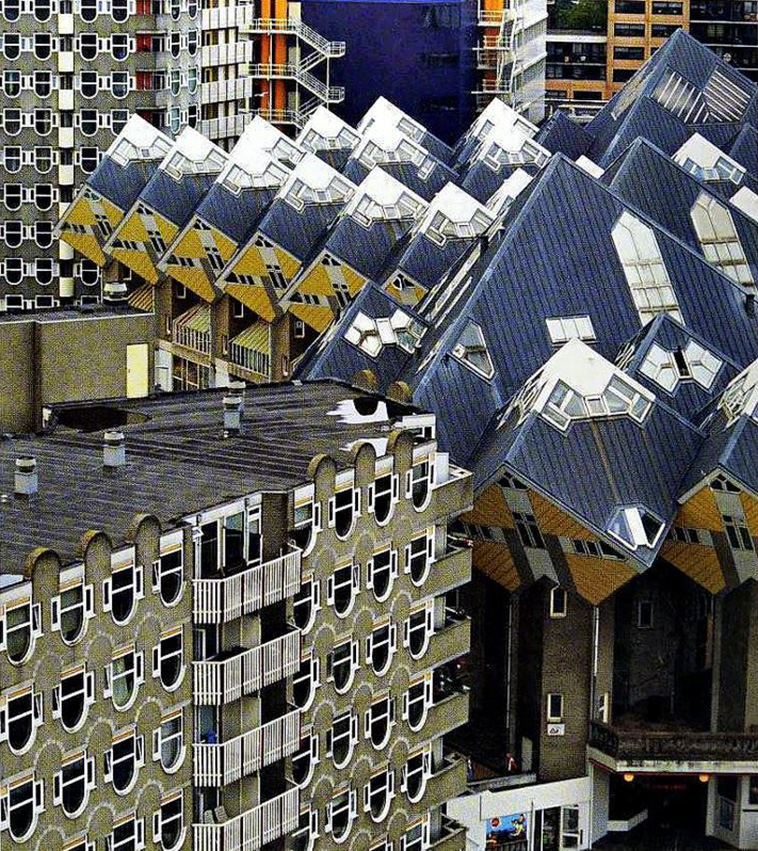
top-left (85, 584), bottom-right (95, 618)
top-left (364, 709), bottom-right (370, 738)
top-left (402, 691), bottom-right (409, 720)
top-left (352, 562), bottom-right (360, 590)
top-left (313, 579), bottom-right (321, 608)
top-left (0, 795), bottom-right (8, 829)
top-left (363, 783), bottom-right (370, 812)
top-left (403, 618), bottom-right (410, 648)
top-left (390, 624), bottom-right (397, 651)
top-left (136, 650), bottom-right (144, 683)
top-left (392, 474), bottom-right (399, 501)
top-left (103, 663), bottom-right (112, 698)
top-left (365, 636), bottom-right (372, 666)
top-left (152, 560), bottom-right (161, 592)
top-left (351, 640), bottom-right (359, 669)
top-left (349, 790), bottom-right (357, 818)
top-left (353, 488), bottom-right (361, 515)
top-left (367, 484), bottom-right (374, 514)
top-left (86, 672), bottom-right (95, 702)
top-left (32, 603), bottom-right (42, 636)
top-left (0, 704), bottom-right (6, 742)
top-left (51, 596), bottom-right (61, 631)
top-left (153, 811), bottom-right (161, 843)
top-left (314, 502), bottom-right (322, 531)
top-left (0, 613), bottom-right (5, 650)
top-left (406, 470), bottom-right (412, 498)
top-left (351, 712), bottom-right (358, 743)
top-left (53, 773), bottom-right (62, 806)
top-left (424, 675), bottom-right (433, 707)
top-left (33, 692), bottom-right (43, 724)
top-left (102, 577), bottom-right (112, 612)
top-left (153, 728), bottom-right (161, 761)
top-left (429, 461), bottom-right (436, 489)
top-left (310, 734), bottom-right (319, 760)
top-left (325, 729), bottom-right (333, 757)
top-left (51, 687), bottom-right (60, 719)
top-left (388, 769), bottom-right (395, 797)
top-left (366, 558), bottom-right (374, 589)
top-left (326, 575), bottom-right (335, 605)
top-left (136, 817), bottom-right (145, 849)
top-left (152, 645), bottom-right (160, 677)
top-left (35, 779), bottom-right (44, 811)
top-left (427, 532), bottom-right (434, 561)
top-left (325, 652), bottom-right (333, 680)
top-left (389, 698), bottom-right (396, 725)
top-left (404, 544), bottom-right (411, 574)
top-left (135, 564), bottom-right (144, 598)
top-left (87, 756), bottom-right (95, 787)
top-left (391, 550), bottom-right (398, 578)
top-left (137, 734), bottom-right (145, 765)
top-left (328, 498), bottom-right (335, 528)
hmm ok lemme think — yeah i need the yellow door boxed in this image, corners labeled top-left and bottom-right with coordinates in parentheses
top-left (126, 343), bottom-right (149, 398)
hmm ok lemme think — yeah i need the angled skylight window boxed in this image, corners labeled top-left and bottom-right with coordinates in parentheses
top-left (451, 321), bottom-right (495, 379)
top-left (344, 309), bottom-right (423, 358)
top-left (639, 343), bottom-right (679, 392)
top-left (675, 134), bottom-right (745, 186)
top-left (684, 340), bottom-right (722, 388)
top-left (608, 506), bottom-right (664, 551)
top-left (690, 192), bottom-right (754, 286)
top-left (703, 68), bottom-right (751, 122)
top-left (610, 69), bottom-right (647, 120)
top-left (653, 69), bottom-right (709, 123)
top-left (611, 211), bottom-right (683, 325)
top-left (543, 374), bottom-right (652, 431)
top-left (719, 361), bottom-right (758, 425)
top-left (546, 316), bottom-right (596, 345)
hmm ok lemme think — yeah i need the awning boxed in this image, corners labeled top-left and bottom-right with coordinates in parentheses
top-left (229, 321), bottom-right (271, 378)
top-left (128, 281), bottom-right (155, 312)
top-left (175, 303), bottom-right (211, 333)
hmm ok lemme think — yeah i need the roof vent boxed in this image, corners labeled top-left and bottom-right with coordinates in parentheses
top-left (746, 293), bottom-right (755, 317)
top-left (223, 393), bottom-right (243, 436)
top-left (228, 381), bottom-right (246, 414)
top-left (103, 431), bottom-right (126, 469)
top-left (14, 457), bottom-right (38, 498)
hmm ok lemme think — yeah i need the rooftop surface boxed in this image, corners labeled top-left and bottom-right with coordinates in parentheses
top-left (0, 381), bottom-right (412, 573)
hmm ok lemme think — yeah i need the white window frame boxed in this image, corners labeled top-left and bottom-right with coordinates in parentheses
top-left (329, 487), bottom-right (361, 540)
top-left (401, 746), bottom-right (432, 804)
top-left (403, 601), bottom-right (434, 660)
top-left (152, 709), bottom-right (186, 774)
top-left (406, 456), bottom-right (435, 511)
top-left (367, 471), bottom-right (399, 526)
top-left (104, 646), bottom-right (144, 712)
top-left (104, 728), bottom-right (145, 796)
top-left (0, 772), bottom-right (44, 843)
top-left (366, 620), bottom-right (397, 677)
top-left (106, 814), bottom-right (145, 851)
top-left (365, 695), bottom-right (395, 750)
top-left (52, 665), bottom-right (95, 734)
top-left (327, 561), bottom-right (360, 618)
top-left (51, 580), bottom-right (95, 645)
top-left (546, 692), bottom-right (564, 723)
top-left (325, 789), bottom-right (357, 844)
top-left (152, 535), bottom-right (184, 607)
top-left (152, 627), bottom-right (185, 692)
top-left (293, 575), bottom-right (321, 634)
top-left (0, 684), bottom-right (43, 754)
top-left (549, 586), bottom-right (567, 618)
top-left (3, 598), bottom-right (42, 665)
top-left (363, 767), bottom-right (395, 823)
top-left (53, 750), bottom-right (95, 819)
top-left (405, 530), bottom-right (434, 586)
top-left (402, 673), bottom-right (433, 733)
top-left (326, 710), bottom-right (359, 770)
top-left (327, 637), bottom-right (359, 695)
top-left (102, 552), bottom-right (144, 626)
top-left (366, 547), bottom-right (398, 603)
top-left (152, 791), bottom-right (185, 851)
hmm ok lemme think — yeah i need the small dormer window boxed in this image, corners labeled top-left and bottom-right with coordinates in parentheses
top-left (451, 321), bottom-right (495, 379)
top-left (293, 576), bottom-right (321, 634)
top-left (690, 192), bottom-right (753, 286)
top-left (293, 653), bottom-right (320, 711)
top-left (608, 506), bottom-right (664, 551)
top-left (3, 599), bottom-right (42, 665)
top-left (368, 472), bottom-right (397, 525)
top-left (51, 581), bottom-right (94, 645)
top-left (327, 638), bottom-right (359, 694)
top-left (329, 487), bottom-right (360, 540)
top-left (292, 495), bottom-right (321, 557)
top-left (367, 548), bottom-right (397, 602)
top-left (328, 561), bottom-right (359, 618)
top-left (546, 316), bottom-right (596, 345)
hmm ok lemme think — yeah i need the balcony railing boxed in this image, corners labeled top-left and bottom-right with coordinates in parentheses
top-left (201, 4), bottom-right (256, 29)
top-left (194, 708), bottom-right (301, 786)
top-left (199, 114), bottom-right (251, 141)
top-left (194, 549), bottom-right (301, 624)
top-left (194, 629), bottom-right (301, 705)
top-left (589, 720), bottom-right (758, 763)
top-left (194, 785), bottom-right (299, 851)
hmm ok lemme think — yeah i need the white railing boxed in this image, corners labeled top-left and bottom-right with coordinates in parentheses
top-left (201, 4), bottom-right (256, 30)
top-left (199, 114), bottom-right (251, 141)
top-left (194, 786), bottom-right (300, 851)
top-left (201, 41), bottom-right (253, 68)
top-left (201, 77), bottom-right (256, 105)
top-left (246, 63), bottom-right (344, 104)
top-left (194, 550), bottom-right (301, 624)
top-left (243, 17), bottom-right (346, 57)
top-left (194, 708), bottom-right (301, 786)
top-left (194, 630), bottom-right (301, 705)
top-left (173, 323), bottom-right (211, 355)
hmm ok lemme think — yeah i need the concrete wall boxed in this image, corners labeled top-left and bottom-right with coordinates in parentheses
top-left (301, 0), bottom-right (477, 143)
top-left (0, 312), bottom-right (156, 433)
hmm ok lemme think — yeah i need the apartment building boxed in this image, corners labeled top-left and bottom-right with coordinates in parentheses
top-left (546, 0), bottom-right (758, 115)
top-left (0, 379), bottom-right (473, 851)
top-left (0, 0), bottom-right (342, 314)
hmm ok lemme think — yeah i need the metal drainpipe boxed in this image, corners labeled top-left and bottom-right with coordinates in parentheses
top-left (505, 594), bottom-right (513, 747)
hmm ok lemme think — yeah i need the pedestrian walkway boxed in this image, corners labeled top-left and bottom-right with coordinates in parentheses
top-left (594, 824), bottom-right (735, 850)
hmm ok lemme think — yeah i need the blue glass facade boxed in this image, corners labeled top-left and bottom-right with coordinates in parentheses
top-left (301, 0), bottom-right (478, 143)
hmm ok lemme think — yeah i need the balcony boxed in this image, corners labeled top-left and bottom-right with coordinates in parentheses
top-left (426, 688), bottom-right (470, 740)
top-left (173, 304), bottom-right (211, 356)
top-left (588, 720), bottom-right (758, 775)
top-left (429, 609), bottom-right (471, 669)
top-left (201, 41), bottom-right (252, 68)
top-left (194, 629), bottom-right (301, 705)
top-left (201, 4), bottom-right (255, 29)
top-left (198, 115), bottom-right (251, 141)
top-left (194, 785), bottom-right (299, 851)
top-left (201, 77), bottom-right (255, 105)
top-left (194, 708), bottom-right (301, 786)
top-left (429, 815), bottom-right (467, 851)
top-left (425, 752), bottom-right (468, 807)
top-left (194, 549), bottom-right (301, 624)
top-left (423, 541), bottom-right (472, 599)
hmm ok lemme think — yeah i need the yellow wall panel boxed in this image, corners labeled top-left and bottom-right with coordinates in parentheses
top-left (678, 487), bottom-right (723, 531)
top-left (65, 199), bottom-right (97, 227)
top-left (343, 265), bottom-right (366, 297)
top-left (226, 284), bottom-right (276, 323)
top-left (101, 198), bottom-right (125, 228)
top-left (462, 483), bottom-right (515, 529)
top-left (472, 540), bottom-right (521, 592)
top-left (740, 492), bottom-right (758, 539)
top-left (165, 266), bottom-right (216, 302)
top-left (289, 302), bottom-right (333, 333)
top-left (660, 541), bottom-right (725, 594)
top-left (566, 554), bottom-right (637, 605)
top-left (153, 213), bottom-right (178, 247)
top-left (212, 229), bottom-right (238, 262)
top-left (61, 233), bottom-right (105, 266)
top-left (274, 247), bottom-right (300, 280)
top-left (233, 247), bottom-right (269, 277)
top-left (296, 265), bottom-right (335, 298)
top-left (111, 248), bottom-right (159, 284)
top-left (117, 213), bottom-right (150, 243)
top-left (172, 228), bottom-right (206, 259)
top-left (529, 490), bottom-right (593, 539)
